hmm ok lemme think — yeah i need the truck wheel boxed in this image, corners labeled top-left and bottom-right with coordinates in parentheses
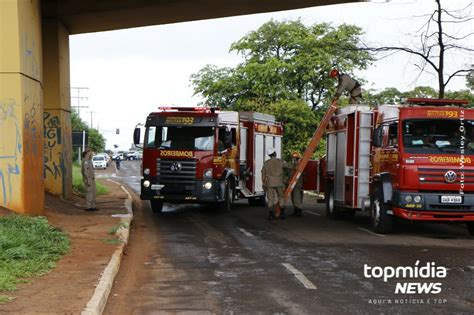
top-left (150, 200), bottom-right (164, 214)
top-left (325, 181), bottom-right (342, 219)
top-left (466, 223), bottom-right (474, 236)
top-left (222, 179), bottom-right (234, 212)
top-left (370, 186), bottom-right (394, 234)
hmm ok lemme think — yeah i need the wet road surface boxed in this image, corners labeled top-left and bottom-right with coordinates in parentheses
top-left (99, 161), bottom-right (474, 314)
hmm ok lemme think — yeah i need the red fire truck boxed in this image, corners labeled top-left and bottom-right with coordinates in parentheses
top-left (133, 107), bottom-right (283, 213)
top-left (320, 98), bottom-right (474, 234)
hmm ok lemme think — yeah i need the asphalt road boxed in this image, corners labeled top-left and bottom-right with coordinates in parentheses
top-left (100, 161), bottom-right (474, 314)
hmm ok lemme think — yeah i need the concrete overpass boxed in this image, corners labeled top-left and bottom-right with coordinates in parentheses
top-left (0, 0), bottom-right (360, 215)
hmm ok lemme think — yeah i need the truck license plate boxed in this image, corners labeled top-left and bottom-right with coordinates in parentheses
top-left (151, 184), bottom-right (164, 190)
top-left (441, 196), bottom-right (462, 204)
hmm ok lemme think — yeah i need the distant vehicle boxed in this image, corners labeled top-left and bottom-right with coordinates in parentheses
top-left (136, 151), bottom-right (143, 160)
top-left (113, 153), bottom-right (124, 161)
top-left (95, 153), bottom-right (110, 166)
top-left (126, 151), bottom-right (142, 160)
top-left (92, 155), bottom-right (107, 169)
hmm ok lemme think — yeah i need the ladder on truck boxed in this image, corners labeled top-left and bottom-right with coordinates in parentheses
top-left (276, 99), bottom-right (338, 217)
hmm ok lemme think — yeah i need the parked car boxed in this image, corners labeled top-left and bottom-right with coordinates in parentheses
top-left (126, 151), bottom-right (141, 160)
top-left (92, 155), bottom-right (107, 169)
top-left (95, 153), bottom-right (110, 166)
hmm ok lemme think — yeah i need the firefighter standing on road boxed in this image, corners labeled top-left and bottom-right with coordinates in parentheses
top-left (289, 152), bottom-right (304, 217)
top-left (81, 149), bottom-right (98, 211)
top-left (262, 148), bottom-right (287, 220)
top-left (330, 69), bottom-right (362, 104)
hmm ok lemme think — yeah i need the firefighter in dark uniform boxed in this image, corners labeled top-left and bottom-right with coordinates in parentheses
top-left (330, 69), bottom-right (362, 104)
top-left (289, 151), bottom-right (304, 217)
top-left (262, 147), bottom-right (287, 220)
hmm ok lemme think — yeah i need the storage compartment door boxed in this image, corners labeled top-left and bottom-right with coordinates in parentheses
top-left (274, 136), bottom-right (282, 159)
top-left (240, 127), bottom-right (248, 162)
top-left (335, 132), bottom-right (346, 202)
top-left (254, 134), bottom-right (265, 193)
top-left (265, 135), bottom-right (274, 160)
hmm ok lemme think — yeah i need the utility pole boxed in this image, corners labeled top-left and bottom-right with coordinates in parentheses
top-left (89, 111), bottom-right (95, 129)
top-left (71, 87), bottom-right (89, 115)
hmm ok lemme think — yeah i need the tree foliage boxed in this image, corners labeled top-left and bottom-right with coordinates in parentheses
top-left (71, 111), bottom-right (106, 153)
top-left (191, 20), bottom-right (373, 111)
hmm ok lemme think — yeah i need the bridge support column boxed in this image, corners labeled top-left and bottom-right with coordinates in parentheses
top-left (0, 0), bottom-right (44, 215)
top-left (42, 19), bottom-right (72, 198)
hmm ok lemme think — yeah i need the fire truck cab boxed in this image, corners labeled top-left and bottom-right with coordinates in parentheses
top-left (323, 99), bottom-right (474, 234)
top-left (134, 107), bottom-right (283, 213)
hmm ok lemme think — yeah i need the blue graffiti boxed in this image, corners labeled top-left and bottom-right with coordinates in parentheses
top-left (0, 99), bottom-right (21, 207)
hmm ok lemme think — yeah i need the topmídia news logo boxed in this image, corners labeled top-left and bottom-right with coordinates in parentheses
top-left (364, 260), bottom-right (448, 294)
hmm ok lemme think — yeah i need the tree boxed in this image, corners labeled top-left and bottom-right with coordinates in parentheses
top-left (192, 20), bottom-right (373, 110)
top-left (71, 111), bottom-right (106, 153)
top-left (364, 0), bottom-right (473, 98)
top-left (468, 67), bottom-right (474, 90)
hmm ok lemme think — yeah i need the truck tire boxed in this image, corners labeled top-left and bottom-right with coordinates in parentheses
top-left (221, 179), bottom-right (234, 212)
top-left (466, 222), bottom-right (474, 236)
top-left (325, 181), bottom-right (342, 219)
top-left (150, 200), bottom-right (164, 214)
top-left (370, 185), bottom-right (394, 234)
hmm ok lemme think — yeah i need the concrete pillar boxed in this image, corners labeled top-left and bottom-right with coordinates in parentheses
top-left (0, 0), bottom-right (44, 215)
top-left (42, 19), bottom-right (72, 198)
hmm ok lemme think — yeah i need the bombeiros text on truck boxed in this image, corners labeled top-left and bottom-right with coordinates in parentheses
top-left (315, 98), bottom-right (474, 234)
top-left (133, 106), bottom-right (283, 213)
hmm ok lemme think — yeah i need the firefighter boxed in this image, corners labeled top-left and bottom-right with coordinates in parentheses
top-left (262, 147), bottom-right (287, 220)
top-left (330, 69), bottom-right (362, 104)
top-left (289, 151), bottom-right (304, 217)
top-left (81, 149), bottom-right (98, 211)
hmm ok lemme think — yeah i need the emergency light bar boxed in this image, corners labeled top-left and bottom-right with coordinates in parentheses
top-left (157, 106), bottom-right (220, 112)
top-left (405, 98), bottom-right (469, 106)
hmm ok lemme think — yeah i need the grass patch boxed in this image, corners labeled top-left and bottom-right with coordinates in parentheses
top-left (0, 215), bottom-right (70, 294)
top-left (0, 295), bottom-right (14, 304)
top-left (108, 222), bottom-right (129, 235)
top-left (72, 163), bottom-right (109, 196)
top-left (102, 238), bottom-right (122, 245)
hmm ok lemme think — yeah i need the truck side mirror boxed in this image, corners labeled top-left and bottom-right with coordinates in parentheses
top-left (373, 128), bottom-right (382, 147)
top-left (133, 128), bottom-right (141, 145)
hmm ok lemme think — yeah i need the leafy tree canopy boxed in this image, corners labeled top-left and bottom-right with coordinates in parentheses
top-left (191, 20), bottom-right (373, 111)
top-left (71, 111), bottom-right (106, 153)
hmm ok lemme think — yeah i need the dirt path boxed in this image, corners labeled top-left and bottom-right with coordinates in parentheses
top-left (0, 177), bottom-right (128, 314)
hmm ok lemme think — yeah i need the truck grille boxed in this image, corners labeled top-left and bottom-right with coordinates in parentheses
top-left (418, 168), bottom-right (474, 184)
top-left (157, 159), bottom-right (197, 184)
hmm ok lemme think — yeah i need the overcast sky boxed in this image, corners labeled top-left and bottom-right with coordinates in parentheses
top-left (69, 0), bottom-right (473, 151)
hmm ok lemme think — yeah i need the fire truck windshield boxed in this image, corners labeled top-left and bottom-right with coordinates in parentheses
top-left (403, 119), bottom-right (474, 154)
top-left (145, 126), bottom-right (214, 151)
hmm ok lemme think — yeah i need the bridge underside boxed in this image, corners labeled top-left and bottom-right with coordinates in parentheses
top-left (0, 0), bottom-right (359, 215)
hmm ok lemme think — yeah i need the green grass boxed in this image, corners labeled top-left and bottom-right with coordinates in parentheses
top-left (102, 238), bottom-right (122, 245)
top-left (108, 222), bottom-right (129, 235)
top-left (0, 215), bottom-right (70, 302)
top-left (72, 163), bottom-right (109, 196)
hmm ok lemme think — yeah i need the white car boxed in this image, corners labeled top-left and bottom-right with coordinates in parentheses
top-left (92, 155), bottom-right (107, 169)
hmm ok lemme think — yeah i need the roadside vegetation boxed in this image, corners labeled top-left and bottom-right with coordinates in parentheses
top-left (72, 163), bottom-right (109, 196)
top-left (0, 215), bottom-right (70, 303)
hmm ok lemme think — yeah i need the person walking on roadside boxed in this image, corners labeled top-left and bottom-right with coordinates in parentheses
top-left (81, 149), bottom-right (98, 211)
top-left (289, 151), bottom-right (304, 217)
top-left (330, 69), bottom-right (362, 104)
top-left (262, 148), bottom-right (287, 220)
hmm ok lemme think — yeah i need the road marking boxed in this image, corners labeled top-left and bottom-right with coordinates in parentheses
top-left (357, 227), bottom-right (386, 237)
top-left (238, 227), bottom-right (254, 237)
top-left (282, 263), bottom-right (317, 290)
top-left (305, 210), bottom-right (321, 216)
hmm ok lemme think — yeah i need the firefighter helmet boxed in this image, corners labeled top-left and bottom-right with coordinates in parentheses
top-left (329, 69), bottom-right (339, 78)
top-left (291, 152), bottom-right (301, 159)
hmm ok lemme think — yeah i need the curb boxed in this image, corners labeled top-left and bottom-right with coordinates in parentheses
top-left (81, 180), bottom-right (134, 315)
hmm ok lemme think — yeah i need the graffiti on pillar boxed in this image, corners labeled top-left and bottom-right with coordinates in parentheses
top-left (0, 99), bottom-right (22, 207)
top-left (43, 112), bottom-right (63, 181)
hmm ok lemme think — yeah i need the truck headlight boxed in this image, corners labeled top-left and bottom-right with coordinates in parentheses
top-left (204, 169), bottom-right (213, 179)
top-left (144, 168), bottom-right (150, 175)
top-left (414, 195), bottom-right (422, 203)
top-left (203, 182), bottom-right (212, 190)
top-left (405, 195), bottom-right (412, 203)
top-left (143, 180), bottom-right (151, 188)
